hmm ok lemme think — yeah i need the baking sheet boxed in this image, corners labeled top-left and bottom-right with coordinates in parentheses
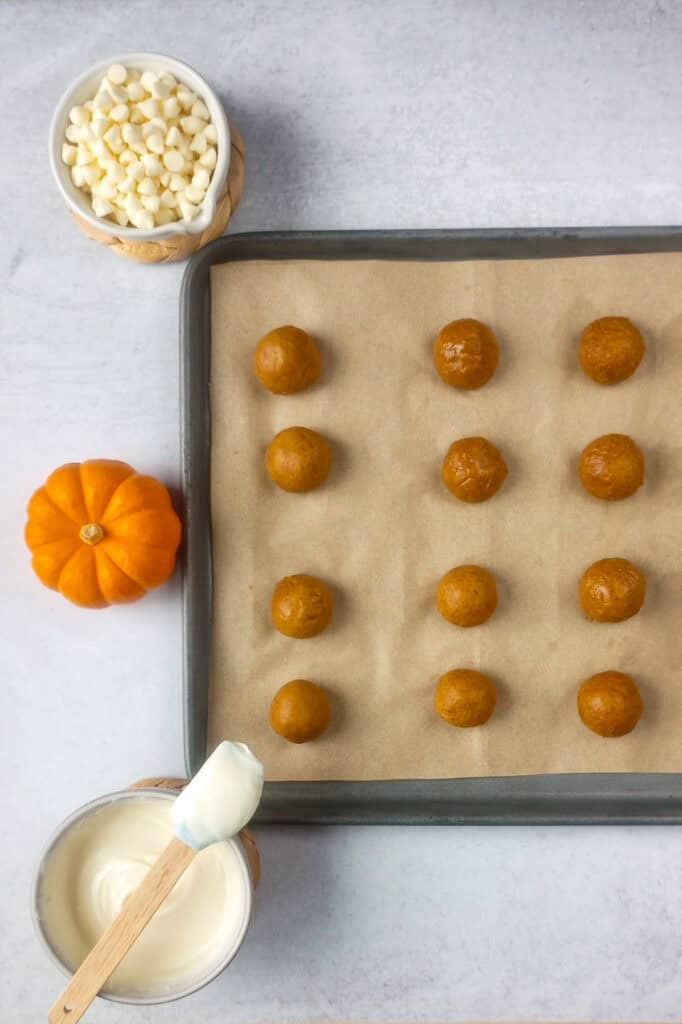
top-left (206, 249), bottom-right (682, 783)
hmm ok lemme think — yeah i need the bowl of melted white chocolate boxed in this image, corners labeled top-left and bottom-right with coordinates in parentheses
top-left (33, 783), bottom-right (256, 1004)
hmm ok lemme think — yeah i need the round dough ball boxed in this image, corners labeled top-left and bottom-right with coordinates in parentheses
top-left (269, 679), bottom-right (332, 743)
top-left (579, 317), bottom-right (645, 385)
top-left (433, 318), bottom-right (500, 390)
top-left (271, 574), bottom-right (334, 638)
top-left (577, 671), bottom-right (643, 737)
top-left (254, 325), bottom-right (322, 394)
top-left (437, 565), bottom-right (498, 627)
top-left (442, 436), bottom-right (508, 503)
top-left (435, 669), bottom-right (497, 728)
top-left (266, 426), bottom-right (332, 492)
top-left (578, 433), bottom-right (644, 501)
top-left (579, 557), bottom-right (647, 623)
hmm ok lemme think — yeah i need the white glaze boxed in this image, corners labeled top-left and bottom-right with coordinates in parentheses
top-left (37, 795), bottom-right (249, 998)
top-left (172, 742), bottom-right (264, 850)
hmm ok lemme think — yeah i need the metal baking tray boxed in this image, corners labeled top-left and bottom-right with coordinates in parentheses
top-left (180, 228), bottom-right (682, 824)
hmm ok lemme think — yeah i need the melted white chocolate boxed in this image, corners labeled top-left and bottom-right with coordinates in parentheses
top-left (38, 794), bottom-right (249, 997)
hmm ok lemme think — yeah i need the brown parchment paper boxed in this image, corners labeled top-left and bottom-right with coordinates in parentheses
top-left (209, 254), bottom-right (682, 781)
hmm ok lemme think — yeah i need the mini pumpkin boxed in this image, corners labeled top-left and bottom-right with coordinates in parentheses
top-left (25, 460), bottom-right (182, 608)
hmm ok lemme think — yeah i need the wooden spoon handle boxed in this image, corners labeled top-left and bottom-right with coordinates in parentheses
top-left (48, 837), bottom-right (195, 1024)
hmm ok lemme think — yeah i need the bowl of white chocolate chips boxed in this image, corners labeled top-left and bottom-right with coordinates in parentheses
top-left (49, 53), bottom-right (235, 253)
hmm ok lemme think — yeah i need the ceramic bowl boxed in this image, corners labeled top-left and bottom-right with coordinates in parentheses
top-left (48, 52), bottom-right (230, 241)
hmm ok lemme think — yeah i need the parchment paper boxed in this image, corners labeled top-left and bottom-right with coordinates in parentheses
top-left (209, 254), bottom-right (682, 781)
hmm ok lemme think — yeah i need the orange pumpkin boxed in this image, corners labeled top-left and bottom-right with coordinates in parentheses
top-left (25, 460), bottom-right (182, 608)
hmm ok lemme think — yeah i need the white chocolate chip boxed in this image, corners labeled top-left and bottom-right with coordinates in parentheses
top-left (141, 153), bottom-right (164, 176)
top-left (162, 96), bottom-right (180, 120)
top-left (150, 77), bottom-right (172, 100)
top-left (191, 166), bottom-right (210, 190)
top-left (160, 189), bottom-right (177, 208)
top-left (71, 165), bottom-right (85, 187)
top-left (162, 148), bottom-right (184, 172)
top-left (117, 176), bottom-right (136, 194)
top-left (129, 106), bottom-right (145, 124)
top-left (106, 161), bottom-right (126, 183)
top-left (65, 124), bottom-right (81, 143)
top-left (140, 70), bottom-right (158, 93)
top-left (141, 194), bottom-right (161, 213)
top-left (137, 176), bottom-right (157, 196)
top-left (119, 148), bottom-right (136, 164)
top-left (176, 86), bottom-right (196, 111)
top-left (92, 196), bottom-right (114, 217)
top-left (127, 160), bottom-right (145, 181)
top-left (179, 197), bottom-right (198, 222)
top-left (189, 131), bottom-right (208, 154)
top-left (91, 139), bottom-right (110, 162)
top-left (107, 82), bottom-right (129, 104)
top-left (165, 125), bottom-right (183, 147)
top-left (69, 105), bottom-right (90, 125)
top-left (109, 103), bottom-right (129, 123)
top-left (134, 209), bottom-right (155, 230)
top-left (145, 131), bottom-right (165, 154)
top-left (84, 100), bottom-right (95, 112)
top-left (169, 172), bottom-right (188, 191)
top-left (180, 115), bottom-right (205, 135)
top-left (76, 144), bottom-right (94, 166)
top-left (93, 90), bottom-right (114, 112)
top-left (81, 164), bottom-right (102, 185)
top-left (126, 81), bottom-right (146, 102)
top-left (103, 124), bottom-right (121, 146)
top-left (138, 97), bottom-right (160, 120)
top-left (107, 63), bottom-right (127, 85)
top-left (184, 185), bottom-right (205, 204)
top-left (97, 177), bottom-right (119, 199)
top-left (198, 147), bottom-right (217, 170)
top-left (142, 117), bottom-right (167, 137)
top-left (204, 123), bottom-right (217, 144)
top-left (122, 122), bottom-right (142, 145)
top-left (61, 143), bottom-right (77, 166)
top-left (159, 70), bottom-right (177, 88)
top-left (191, 100), bottom-right (210, 120)
top-left (91, 116), bottom-right (109, 139)
top-left (113, 208), bottom-right (129, 226)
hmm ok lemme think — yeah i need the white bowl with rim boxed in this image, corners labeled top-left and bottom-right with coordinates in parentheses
top-left (49, 52), bottom-right (230, 242)
top-left (32, 788), bottom-right (255, 1006)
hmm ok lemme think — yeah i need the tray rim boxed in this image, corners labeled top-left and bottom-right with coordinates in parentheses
top-left (180, 226), bottom-right (682, 825)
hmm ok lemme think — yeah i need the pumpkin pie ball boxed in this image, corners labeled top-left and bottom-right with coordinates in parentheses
top-left (269, 679), bottom-right (332, 743)
top-left (579, 557), bottom-right (647, 623)
top-left (578, 433), bottom-right (644, 501)
top-left (433, 318), bottom-right (500, 390)
top-left (271, 574), bottom-right (334, 638)
top-left (266, 426), bottom-right (332, 492)
top-left (442, 436), bottom-right (508, 503)
top-left (435, 669), bottom-right (497, 728)
top-left (437, 565), bottom-right (498, 627)
top-left (577, 671), bottom-right (643, 737)
top-left (579, 317), bottom-right (645, 385)
top-left (254, 325), bottom-right (322, 394)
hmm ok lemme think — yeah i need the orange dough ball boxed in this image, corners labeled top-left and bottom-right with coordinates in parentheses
top-left (254, 326), bottom-right (322, 394)
top-left (269, 679), bottom-right (332, 743)
top-left (578, 434), bottom-right (644, 500)
top-left (433, 318), bottom-right (500, 390)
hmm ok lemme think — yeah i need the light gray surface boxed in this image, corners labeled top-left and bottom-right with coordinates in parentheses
top-left (2, 1), bottom-right (682, 1020)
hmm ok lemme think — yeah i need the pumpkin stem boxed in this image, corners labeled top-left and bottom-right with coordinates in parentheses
top-left (80, 522), bottom-right (104, 546)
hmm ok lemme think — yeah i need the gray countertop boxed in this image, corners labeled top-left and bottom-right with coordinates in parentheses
top-left (2, 1), bottom-right (682, 1021)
